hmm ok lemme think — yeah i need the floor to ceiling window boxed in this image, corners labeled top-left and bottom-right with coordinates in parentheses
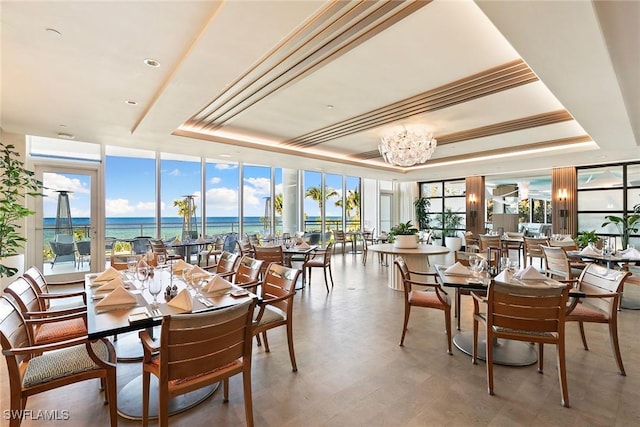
top-left (204, 158), bottom-right (239, 235)
top-left (303, 170), bottom-right (323, 232)
top-left (345, 176), bottom-right (361, 231)
top-left (324, 173), bottom-right (342, 231)
top-left (242, 164), bottom-right (271, 237)
top-left (160, 153), bottom-right (201, 240)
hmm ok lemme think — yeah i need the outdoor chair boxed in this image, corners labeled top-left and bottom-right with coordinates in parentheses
top-left (304, 242), bottom-right (334, 292)
top-left (232, 256), bottom-right (264, 293)
top-left (49, 234), bottom-right (76, 268)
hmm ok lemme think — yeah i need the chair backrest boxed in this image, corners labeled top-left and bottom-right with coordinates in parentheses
top-left (234, 256), bottom-right (263, 286)
top-left (487, 280), bottom-right (568, 335)
top-left (524, 237), bottom-right (549, 257)
top-left (224, 233), bottom-right (239, 252)
top-left (149, 238), bottom-right (167, 255)
top-left (479, 234), bottom-right (501, 251)
top-left (505, 231), bottom-right (524, 239)
top-left (548, 239), bottom-right (578, 251)
top-left (305, 232), bottom-right (321, 245)
top-left (542, 246), bottom-right (572, 280)
top-left (577, 264), bottom-right (629, 315)
top-left (253, 246), bottom-right (284, 276)
top-left (236, 239), bottom-right (254, 256)
top-left (159, 299), bottom-right (256, 383)
top-left (22, 266), bottom-right (49, 310)
top-left (216, 251), bottom-right (239, 275)
top-left (454, 251), bottom-right (477, 266)
top-left (335, 230), bottom-right (345, 241)
top-left (0, 296), bottom-right (32, 368)
top-left (394, 257), bottom-right (413, 296)
top-left (76, 240), bottom-right (91, 256)
top-left (4, 276), bottom-right (41, 314)
top-left (56, 234), bottom-right (74, 244)
top-left (247, 234), bottom-right (260, 247)
top-left (131, 236), bottom-right (151, 254)
top-left (260, 263), bottom-right (300, 315)
top-left (321, 242), bottom-right (334, 264)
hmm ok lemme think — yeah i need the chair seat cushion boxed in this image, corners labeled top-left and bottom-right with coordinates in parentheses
top-left (409, 290), bottom-right (450, 309)
top-left (305, 258), bottom-right (326, 267)
top-left (254, 305), bottom-right (285, 326)
top-left (22, 340), bottom-right (109, 388)
top-left (35, 318), bottom-right (87, 344)
top-left (566, 303), bottom-right (608, 321)
top-left (492, 326), bottom-right (557, 338)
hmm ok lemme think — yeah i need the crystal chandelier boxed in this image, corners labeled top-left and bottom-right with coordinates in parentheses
top-left (378, 129), bottom-right (437, 167)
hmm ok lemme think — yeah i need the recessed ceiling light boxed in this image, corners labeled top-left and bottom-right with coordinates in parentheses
top-left (327, 105), bottom-right (334, 109)
top-left (144, 58), bottom-right (160, 68)
top-left (125, 100), bottom-right (138, 106)
top-left (219, 154), bottom-right (232, 158)
top-left (59, 124), bottom-right (67, 127)
top-left (57, 132), bottom-right (75, 140)
top-left (45, 28), bottom-right (61, 36)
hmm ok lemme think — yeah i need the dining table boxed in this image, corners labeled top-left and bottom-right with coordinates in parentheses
top-left (85, 267), bottom-right (257, 420)
top-left (435, 264), bottom-right (584, 366)
top-left (166, 238), bottom-right (215, 263)
top-left (367, 243), bottom-right (450, 290)
top-left (283, 244), bottom-right (317, 289)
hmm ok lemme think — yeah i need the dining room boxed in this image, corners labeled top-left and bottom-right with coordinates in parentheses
top-left (2, 249), bottom-right (639, 426)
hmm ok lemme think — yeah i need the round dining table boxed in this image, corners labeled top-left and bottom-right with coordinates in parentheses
top-left (367, 243), bottom-right (450, 290)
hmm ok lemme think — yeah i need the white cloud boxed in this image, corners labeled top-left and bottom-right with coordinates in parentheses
top-left (215, 163), bottom-right (237, 170)
top-left (168, 168), bottom-right (181, 177)
top-left (244, 177), bottom-right (270, 196)
top-left (209, 177), bottom-right (222, 185)
top-left (106, 198), bottom-right (135, 215)
top-left (42, 173), bottom-right (90, 198)
top-left (206, 187), bottom-right (238, 213)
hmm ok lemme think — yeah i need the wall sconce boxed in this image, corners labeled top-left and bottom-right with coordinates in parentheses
top-left (557, 188), bottom-right (568, 232)
top-left (469, 194), bottom-right (477, 226)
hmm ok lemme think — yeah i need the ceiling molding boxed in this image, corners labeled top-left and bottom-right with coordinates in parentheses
top-left (284, 59), bottom-right (538, 148)
top-left (185, 0), bottom-right (431, 132)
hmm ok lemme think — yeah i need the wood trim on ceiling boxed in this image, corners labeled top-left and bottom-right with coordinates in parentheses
top-left (184, 0), bottom-right (431, 132)
top-left (284, 59), bottom-right (538, 148)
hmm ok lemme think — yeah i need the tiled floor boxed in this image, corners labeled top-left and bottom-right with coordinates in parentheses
top-left (2, 251), bottom-right (640, 426)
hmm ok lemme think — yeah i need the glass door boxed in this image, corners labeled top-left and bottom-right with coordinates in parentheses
top-left (34, 165), bottom-right (99, 281)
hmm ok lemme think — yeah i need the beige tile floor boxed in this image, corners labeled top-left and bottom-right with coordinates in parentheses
top-left (2, 251), bottom-right (640, 426)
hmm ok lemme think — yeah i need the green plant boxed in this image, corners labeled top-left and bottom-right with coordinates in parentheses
top-left (388, 220), bottom-right (418, 242)
top-left (438, 208), bottom-right (463, 238)
top-left (0, 143), bottom-right (44, 278)
top-left (602, 208), bottom-right (640, 249)
top-left (414, 197), bottom-right (431, 230)
top-left (576, 230), bottom-right (599, 248)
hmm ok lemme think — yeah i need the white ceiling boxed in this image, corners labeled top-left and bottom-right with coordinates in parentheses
top-left (1, 0), bottom-right (638, 182)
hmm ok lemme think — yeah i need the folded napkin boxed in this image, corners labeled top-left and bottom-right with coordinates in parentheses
top-left (296, 242), bottom-right (311, 250)
top-left (493, 269), bottom-right (514, 283)
top-left (562, 236), bottom-right (575, 242)
top-left (513, 265), bottom-right (546, 280)
top-left (190, 265), bottom-right (211, 280)
top-left (444, 262), bottom-right (472, 276)
top-left (94, 267), bottom-right (120, 283)
top-left (95, 286), bottom-right (137, 309)
top-left (205, 275), bottom-right (233, 293)
top-left (620, 247), bottom-right (640, 260)
top-left (580, 246), bottom-right (602, 256)
top-left (137, 258), bottom-right (149, 269)
top-left (196, 236), bottom-right (206, 244)
top-left (167, 289), bottom-right (193, 313)
top-left (172, 259), bottom-right (191, 273)
top-left (95, 276), bottom-right (126, 293)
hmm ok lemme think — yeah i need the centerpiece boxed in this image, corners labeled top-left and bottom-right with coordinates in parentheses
top-left (388, 220), bottom-right (419, 249)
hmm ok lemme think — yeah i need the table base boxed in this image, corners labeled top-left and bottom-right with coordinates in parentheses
top-left (453, 331), bottom-right (538, 366)
top-left (117, 374), bottom-right (218, 420)
top-left (620, 295), bottom-right (640, 309)
top-left (112, 331), bottom-right (146, 362)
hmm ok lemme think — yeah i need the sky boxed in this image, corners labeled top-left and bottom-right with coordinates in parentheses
top-left (42, 156), bottom-right (359, 219)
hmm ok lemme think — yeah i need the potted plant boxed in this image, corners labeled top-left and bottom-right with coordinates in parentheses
top-left (414, 197), bottom-right (431, 231)
top-left (388, 220), bottom-right (419, 249)
top-left (602, 207), bottom-right (640, 250)
top-left (575, 230), bottom-right (600, 249)
top-left (0, 143), bottom-right (44, 281)
top-left (439, 208), bottom-right (463, 251)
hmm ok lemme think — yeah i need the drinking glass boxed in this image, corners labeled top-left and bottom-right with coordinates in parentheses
top-left (156, 254), bottom-right (166, 268)
top-left (137, 266), bottom-right (150, 290)
top-left (148, 274), bottom-right (162, 308)
top-left (126, 256), bottom-right (137, 279)
top-left (500, 256), bottom-right (510, 272)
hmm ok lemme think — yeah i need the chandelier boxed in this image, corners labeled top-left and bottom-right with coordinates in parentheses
top-left (378, 129), bottom-right (437, 167)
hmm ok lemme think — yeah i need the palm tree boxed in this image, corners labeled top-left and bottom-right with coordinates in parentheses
top-left (274, 193), bottom-right (283, 216)
top-left (336, 188), bottom-right (360, 218)
top-left (173, 198), bottom-right (196, 221)
top-left (305, 186), bottom-right (338, 212)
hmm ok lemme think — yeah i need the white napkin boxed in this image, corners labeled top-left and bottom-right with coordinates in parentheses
top-left (94, 267), bottom-right (120, 283)
top-left (494, 269), bottom-right (513, 283)
top-left (513, 265), bottom-right (546, 280)
top-left (205, 275), bottom-right (233, 293)
top-left (172, 259), bottom-right (191, 273)
top-left (444, 262), bottom-right (472, 276)
top-left (95, 276), bottom-right (126, 293)
top-left (95, 286), bottom-right (137, 309)
top-left (296, 242), bottom-right (310, 249)
top-left (190, 265), bottom-right (211, 280)
top-left (167, 289), bottom-right (193, 313)
top-left (562, 236), bottom-right (574, 242)
top-left (196, 236), bottom-right (206, 244)
top-left (620, 247), bottom-right (640, 260)
top-left (137, 258), bottom-right (148, 269)
top-left (580, 246), bottom-right (602, 256)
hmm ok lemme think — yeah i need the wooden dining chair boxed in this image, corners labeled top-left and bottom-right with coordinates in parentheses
top-left (394, 257), bottom-right (452, 353)
top-left (253, 245), bottom-right (284, 278)
top-left (252, 263), bottom-right (301, 371)
top-left (232, 255), bottom-right (264, 293)
top-left (304, 242), bottom-right (334, 292)
top-left (523, 236), bottom-right (549, 268)
top-left (452, 251), bottom-right (485, 330)
top-left (208, 251), bottom-right (239, 279)
top-left (139, 299), bottom-right (257, 427)
top-left (565, 264), bottom-right (630, 375)
top-left (333, 230), bottom-right (347, 254)
top-left (542, 245), bottom-right (581, 281)
top-left (0, 296), bottom-right (117, 427)
top-left (199, 235), bottom-right (224, 266)
top-left (22, 265), bottom-right (86, 311)
top-left (3, 277), bottom-right (87, 347)
top-left (471, 280), bottom-right (570, 406)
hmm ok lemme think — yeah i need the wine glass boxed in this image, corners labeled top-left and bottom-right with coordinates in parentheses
top-left (126, 256), bottom-right (137, 280)
top-left (156, 254), bottom-right (166, 269)
top-left (148, 273), bottom-right (162, 308)
top-left (468, 255), bottom-right (479, 277)
top-left (136, 266), bottom-right (150, 290)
